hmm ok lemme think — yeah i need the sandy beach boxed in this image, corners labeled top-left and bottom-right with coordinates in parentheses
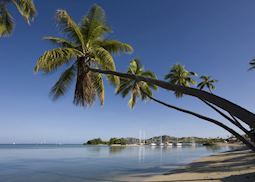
top-left (144, 149), bottom-right (255, 182)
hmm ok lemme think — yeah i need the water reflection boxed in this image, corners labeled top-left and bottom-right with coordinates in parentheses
top-left (109, 146), bottom-right (126, 154)
top-left (138, 146), bottom-right (145, 163)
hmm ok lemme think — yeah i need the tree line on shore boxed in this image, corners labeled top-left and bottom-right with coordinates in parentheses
top-left (1, 1), bottom-right (255, 151)
top-left (85, 136), bottom-right (226, 146)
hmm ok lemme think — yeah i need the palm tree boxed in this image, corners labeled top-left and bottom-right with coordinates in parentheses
top-left (164, 64), bottom-right (197, 97)
top-left (0, 0), bottom-right (36, 37)
top-left (197, 75), bottom-right (255, 141)
top-left (197, 75), bottom-right (217, 93)
top-left (34, 5), bottom-right (133, 106)
top-left (116, 59), bottom-right (157, 108)
top-left (115, 60), bottom-right (255, 151)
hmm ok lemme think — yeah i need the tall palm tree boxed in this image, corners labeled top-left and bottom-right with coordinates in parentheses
top-left (164, 64), bottom-right (197, 97)
top-left (197, 75), bottom-right (217, 93)
top-left (0, 0), bottom-right (36, 37)
top-left (34, 5), bottom-right (133, 106)
top-left (116, 59), bottom-right (157, 108)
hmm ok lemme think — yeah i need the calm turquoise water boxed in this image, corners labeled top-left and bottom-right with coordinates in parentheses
top-left (0, 144), bottom-right (236, 182)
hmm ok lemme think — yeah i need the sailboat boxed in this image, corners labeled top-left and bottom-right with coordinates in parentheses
top-left (159, 135), bottom-right (164, 146)
top-left (139, 130), bottom-right (146, 145)
top-left (191, 137), bottom-right (196, 147)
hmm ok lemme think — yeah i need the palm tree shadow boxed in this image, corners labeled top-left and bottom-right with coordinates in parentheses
top-left (162, 150), bottom-right (255, 179)
top-left (222, 172), bottom-right (255, 182)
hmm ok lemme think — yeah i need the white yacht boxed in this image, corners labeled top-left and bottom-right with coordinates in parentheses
top-left (150, 143), bottom-right (157, 146)
top-left (176, 138), bottom-right (182, 147)
top-left (176, 142), bottom-right (182, 147)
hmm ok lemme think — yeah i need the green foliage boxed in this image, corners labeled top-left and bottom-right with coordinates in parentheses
top-left (50, 65), bottom-right (76, 100)
top-left (12, 0), bottom-right (36, 24)
top-left (197, 75), bottom-right (218, 93)
top-left (109, 138), bottom-right (128, 145)
top-left (34, 48), bottom-right (83, 73)
top-left (116, 59), bottom-right (157, 108)
top-left (0, 4), bottom-right (13, 36)
top-left (164, 64), bottom-right (197, 98)
top-left (34, 4), bottom-right (133, 107)
top-left (0, 0), bottom-right (36, 37)
top-left (85, 136), bottom-right (225, 145)
top-left (86, 138), bottom-right (107, 145)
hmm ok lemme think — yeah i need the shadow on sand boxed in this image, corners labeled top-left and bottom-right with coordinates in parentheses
top-left (151, 149), bottom-right (255, 182)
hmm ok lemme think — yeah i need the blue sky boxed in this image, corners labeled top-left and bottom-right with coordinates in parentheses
top-left (1, 0), bottom-right (255, 144)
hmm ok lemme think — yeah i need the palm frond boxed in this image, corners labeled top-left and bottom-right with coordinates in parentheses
top-left (249, 59), bottom-right (255, 70)
top-left (12, 0), bottom-right (36, 24)
top-left (34, 48), bottom-right (83, 73)
top-left (140, 83), bottom-right (152, 100)
top-left (50, 64), bottom-right (76, 100)
top-left (116, 78), bottom-right (131, 95)
top-left (189, 71), bottom-right (198, 76)
top-left (121, 84), bottom-right (133, 98)
top-left (0, 4), bottom-right (14, 37)
top-left (80, 5), bottom-right (111, 43)
top-left (164, 73), bottom-right (171, 80)
top-left (211, 84), bottom-right (216, 90)
top-left (197, 82), bottom-right (205, 90)
top-left (175, 91), bottom-right (184, 98)
top-left (141, 71), bottom-right (158, 90)
top-left (94, 47), bottom-right (119, 85)
top-left (141, 71), bottom-right (157, 79)
top-left (56, 9), bottom-right (85, 51)
top-left (44, 36), bottom-right (76, 48)
top-left (97, 40), bottom-right (133, 54)
top-left (128, 91), bottom-right (137, 109)
top-left (91, 72), bottom-right (104, 105)
top-left (128, 59), bottom-right (139, 74)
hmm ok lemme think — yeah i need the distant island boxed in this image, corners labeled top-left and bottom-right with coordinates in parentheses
top-left (84, 135), bottom-right (238, 146)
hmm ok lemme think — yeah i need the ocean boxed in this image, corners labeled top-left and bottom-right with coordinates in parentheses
top-left (0, 144), bottom-right (236, 181)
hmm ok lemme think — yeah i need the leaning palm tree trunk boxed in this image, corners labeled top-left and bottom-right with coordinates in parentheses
top-left (143, 93), bottom-right (255, 152)
top-left (87, 67), bottom-right (255, 129)
top-left (200, 99), bottom-right (255, 142)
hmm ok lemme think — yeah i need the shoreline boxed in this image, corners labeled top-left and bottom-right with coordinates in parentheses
top-left (144, 148), bottom-right (255, 182)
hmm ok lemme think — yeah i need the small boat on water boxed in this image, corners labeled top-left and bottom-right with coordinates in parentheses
top-left (176, 138), bottom-right (182, 147)
top-left (150, 143), bottom-right (156, 146)
top-left (176, 142), bottom-right (182, 147)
